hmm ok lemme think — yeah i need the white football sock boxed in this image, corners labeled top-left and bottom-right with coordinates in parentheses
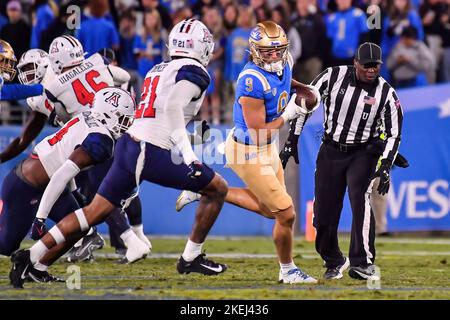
top-left (181, 239), bottom-right (203, 262)
top-left (34, 261), bottom-right (48, 272)
top-left (131, 224), bottom-right (152, 249)
top-left (120, 228), bottom-right (142, 248)
top-left (30, 241), bottom-right (49, 264)
top-left (280, 261), bottom-right (297, 274)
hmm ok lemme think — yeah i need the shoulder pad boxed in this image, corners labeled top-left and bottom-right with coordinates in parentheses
top-left (237, 69), bottom-right (271, 92)
top-left (175, 64), bottom-right (211, 94)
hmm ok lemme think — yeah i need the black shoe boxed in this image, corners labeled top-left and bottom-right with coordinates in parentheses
top-left (349, 264), bottom-right (380, 280)
top-left (66, 229), bottom-right (104, 262)
top-left (9, 250), bottom-right (32, 289)
top-left (324, 257), bottom-right (350, 280)
top-left (177, 253), bottom-right (227, 276)
top-left (115, 248), bottom-right (127, 257)
top-left (27, 266), bottom-right (65, 283)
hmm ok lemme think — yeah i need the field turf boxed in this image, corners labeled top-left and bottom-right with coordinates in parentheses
top-left (0, 236), bottom-right (449, 300)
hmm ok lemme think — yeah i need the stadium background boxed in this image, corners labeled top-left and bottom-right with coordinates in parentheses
top-left (0, 0), bottom-right (449, 236)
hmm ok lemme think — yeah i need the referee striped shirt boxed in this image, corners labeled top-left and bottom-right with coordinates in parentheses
top-left (296, 65), bottom-right (403, 166)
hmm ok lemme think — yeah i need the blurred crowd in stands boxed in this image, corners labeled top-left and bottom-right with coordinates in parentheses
top-left (1, 0), bottom-right (450, 124)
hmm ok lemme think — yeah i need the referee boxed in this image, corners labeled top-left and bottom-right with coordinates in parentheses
top-left (280, 42), bottom-right (404, 280)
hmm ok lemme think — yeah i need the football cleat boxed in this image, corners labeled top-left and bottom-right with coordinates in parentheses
top-left (9, 250), bottom-right (32, 289)
top-left (348, 264), bottom-right (380, 281)
top-left (27, 266), bottom-right (65, 283)
top-left (177, 253), bottom-right (227, 276)
top-left (323, 257), bottom-right (350, 280)
top-left (66, 229), bottom-right (105, 263)
top-left (279, 268), bottom-right (318, 284)
top-left (176, 190), bottom-right (201, 212)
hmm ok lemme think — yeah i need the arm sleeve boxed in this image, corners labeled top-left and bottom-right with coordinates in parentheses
top-left (35, 159), bottom-right (81, 220)
top-left (79, 133), bottom-right (114, 164)
top-left (166, 80), bottom-right (202, 165)
top-left (380, 90), bottom-right (403, 167)
top-left (0, 84), bottom-right (44, 101)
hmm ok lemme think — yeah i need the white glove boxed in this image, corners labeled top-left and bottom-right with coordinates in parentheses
top-left (0, 75), bottom-right (4, 91)
top-left (281, 93), bottom-right (307, 123)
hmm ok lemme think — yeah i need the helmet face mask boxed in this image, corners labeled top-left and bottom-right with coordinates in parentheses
top-left (113, 113), bottom-right (134, 137)
top-left (17, 49), bottom-right (49, 84)
top-left (168, 19), bottom-right (215, 67)
top-left (249, 21), bottom-right (289, 74)
top-left (0, 40), bottom-right (17, 81)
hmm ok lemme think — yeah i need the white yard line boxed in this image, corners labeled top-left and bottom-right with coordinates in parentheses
top-left (134, 235), bottom-right (450, 245)
top-left (2, 250), bottom-right (450, 260)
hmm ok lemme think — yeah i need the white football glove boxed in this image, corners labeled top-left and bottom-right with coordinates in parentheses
top-left (281, 93), bottom-right (307, 123)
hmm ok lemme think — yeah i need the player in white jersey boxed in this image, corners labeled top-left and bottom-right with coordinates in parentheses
top-left (45, 36), bottom-right (130, 119)
top-left (10, 19), bottom-right (229, 288)
top-left (0, 48), bottom-right (143, 264)
top-left (44, 38), bottom-right (150, 262)
top-left (127, 58), bottom-right (208, 152)
top-left (1, 88), bottom-right (140, 286)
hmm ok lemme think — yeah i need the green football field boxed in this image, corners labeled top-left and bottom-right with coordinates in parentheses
top-left (0, 236), bottom-right (449, 300)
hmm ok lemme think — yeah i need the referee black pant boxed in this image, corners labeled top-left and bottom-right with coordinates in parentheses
top-left (313, 139), bottom-right (379, 268)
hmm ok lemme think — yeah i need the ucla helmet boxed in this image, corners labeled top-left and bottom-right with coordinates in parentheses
top-left (0, 39), bottom-right (17, 81)
top-left (249, 21), bottom-right (289, 74)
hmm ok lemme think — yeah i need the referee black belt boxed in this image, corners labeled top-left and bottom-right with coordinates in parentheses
top-left (323, 135), bottom-right (371, 152)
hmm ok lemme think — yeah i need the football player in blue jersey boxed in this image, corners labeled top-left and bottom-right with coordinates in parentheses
top-left (177, 21), bottom-right (320, 284)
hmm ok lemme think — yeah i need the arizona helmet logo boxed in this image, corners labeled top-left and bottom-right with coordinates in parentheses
top-left (50, 42), bottom-right (59, 54)
top-left (105, 92), bottom-right (121, 108)
top-left (202, 29), bottom-right (213, 43)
